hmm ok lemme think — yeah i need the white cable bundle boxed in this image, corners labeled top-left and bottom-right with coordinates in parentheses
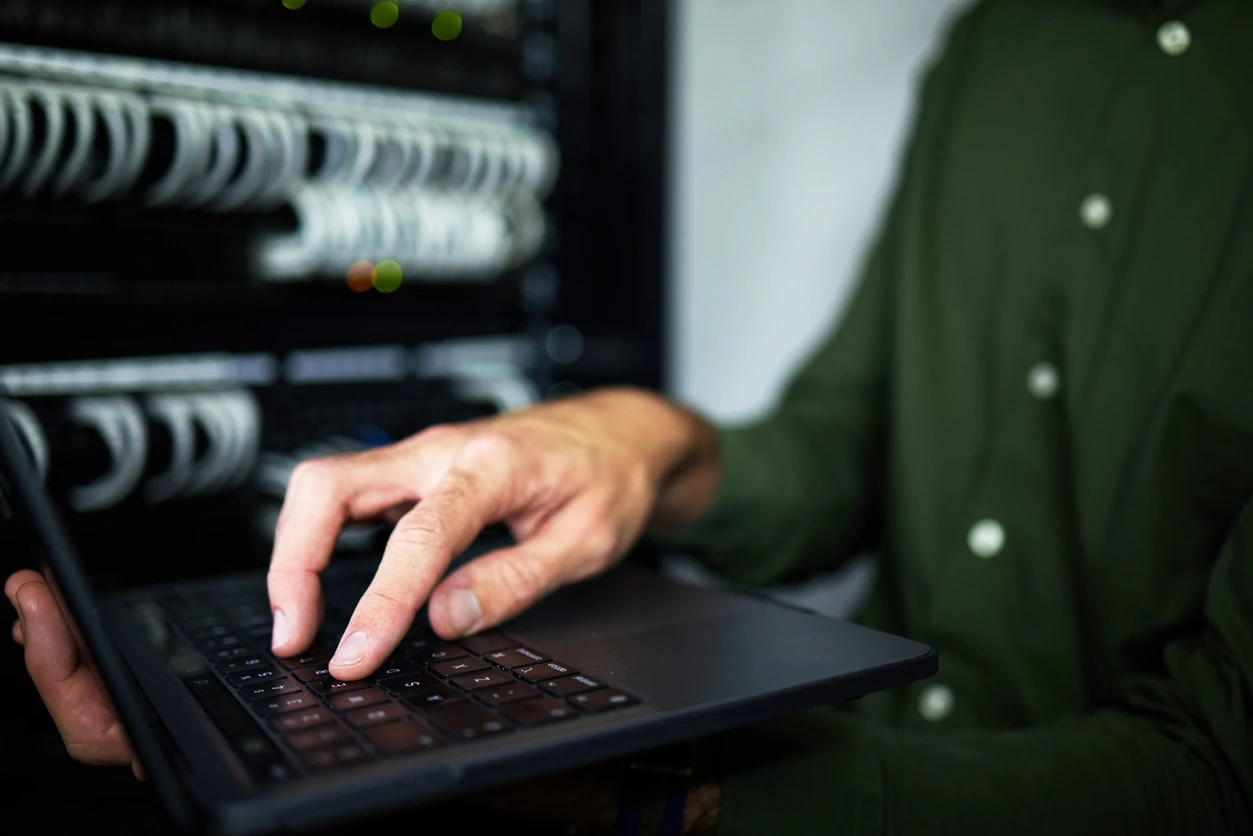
top-left (0, 43), bottom-right (559, 283)
top-left (258, 185), bottom-right (542, 282)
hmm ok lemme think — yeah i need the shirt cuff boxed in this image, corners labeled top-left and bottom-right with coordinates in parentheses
top-left (654, 425), bottom-right (770, 579)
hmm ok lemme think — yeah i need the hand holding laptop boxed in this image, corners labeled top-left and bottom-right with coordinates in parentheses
top-left (7, 566), bottom-right (145, 777)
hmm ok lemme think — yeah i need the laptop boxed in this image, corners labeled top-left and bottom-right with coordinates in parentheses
top-left (0, 396), bottom-right (936, 834)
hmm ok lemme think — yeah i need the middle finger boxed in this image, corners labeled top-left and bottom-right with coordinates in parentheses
top-left (329, 440), bottom-right (518, 677)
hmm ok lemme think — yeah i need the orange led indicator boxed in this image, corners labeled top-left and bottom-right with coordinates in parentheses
top-left (347, 260), bottom-right (375, 292)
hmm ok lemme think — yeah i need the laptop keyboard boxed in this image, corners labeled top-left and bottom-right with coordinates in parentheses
top-left (155, 578), bottom-right (640, 778)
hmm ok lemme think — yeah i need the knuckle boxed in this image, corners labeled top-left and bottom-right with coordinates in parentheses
top-left (491, 550), bottom-right (547, 607)
top-left (625, 461), bottom-right (655, 503)
top-left (359, 587), bottom-right (417, 617)
top-left (265, 566), bottom-right (304, 589)
top-left (583, 523), bottom-right (618, 561)
top-left (412, 423), bottom-right (461, 448)
top-left (459, 430), bottom-right (522, 467)
top-left (580, 517), bottom-right (619, 561)
top-left (391, 512), bottom-right (451, 556)
top-left (438, 471), bottom-right (478, 505)
top-left (287, 459), bottom-right (337, 496)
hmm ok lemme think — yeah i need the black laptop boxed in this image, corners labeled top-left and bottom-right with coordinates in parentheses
top-left (0, 398), bottom-right (936, 833)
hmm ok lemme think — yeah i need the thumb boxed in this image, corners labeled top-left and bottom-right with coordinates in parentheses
top-left (426, 513), bottom-right (617, 638)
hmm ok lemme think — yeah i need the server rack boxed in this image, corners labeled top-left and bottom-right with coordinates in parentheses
top-left (0, 0), bottom-right (670, 587)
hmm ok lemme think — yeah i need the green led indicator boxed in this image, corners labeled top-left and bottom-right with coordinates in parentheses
top-left (371, 2), bottom-right (400, 28)
top-left (372, 260), bottom-right (403, 293)
top-left (432, 11), bottom-right (463, 41)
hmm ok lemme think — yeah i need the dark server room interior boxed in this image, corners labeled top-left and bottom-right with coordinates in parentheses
top-left (1, 0), bottom-right (665, 830)
top-left (5, 1), bottom-right (1253, 834)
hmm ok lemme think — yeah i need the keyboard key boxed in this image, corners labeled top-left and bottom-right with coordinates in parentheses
top-left (189, 624), bottom-right (232, 642)
top-left (403, 636), bottom-right (435, 652)
top-left (181, 670), bottom-right (294, 784)
top-left (458, 632), bottom-right (516, 655)
top-left (368, 655), bottom-right (423, 681)
top-left (272, 708), bottom-right (335, 732)
top-left (428, 703), bottom-right (512, 740)
top-left (199, 635), bottom-right (246, 652)
top-left (228, 667), bottom-right (281, 687)
top-left (378, 674), bottom-right (442, 699)
top-left (276, 651), bottom-right (331, 670)
top-left (240, 679), bottom-right (302, 701)
top-left (345, 702), bottom-right (410, 729)
top-left (500, 696), bottom-right (578, 726)
top-left (285, 725), bottom-right (355, 752)
top-left (451, 669), bottom-right (513, 691)
top-left (208, 646), bottom-right (256, 663)
top-left (328, 688), bottom-right (389, 711)
top-left (431, 657), bottom-right (490, 677)
top-left (236, 613), bottom-right (272, 630)
top-left (366, 719), bottom-right (444, 754)
top-left (514, 661), bottom-right (577, 682)
top-left (290, 665), bottom-right (333, 683)
top-left (474, 683), bottom-right (539, 706)
top-left (404, 685), bottom-right (466, 711)
top-left (253, 692), bottom-right (318, 716)
top-left (411, 644), bottom-right (469, 665)
top-left (303, 744), bottom-right (371, 770)
top-left (571, 689), bottom-right (638, 713)
top-left (216, 656), bottom-right (270, 674)
top-left (308, 678), bottom-right (371, 696)
top-left (538, 675), bottom-right (605, 697)
top-left (485, 647), bottom-right (550, 668)
top-left (182, 613), bottom-right (225, 630)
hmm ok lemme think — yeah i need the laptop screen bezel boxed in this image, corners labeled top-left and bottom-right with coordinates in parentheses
top-left (0, 395), bottom-right (195, 825)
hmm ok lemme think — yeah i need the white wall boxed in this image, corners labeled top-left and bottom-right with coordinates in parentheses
top-left (669, 0), bottom-right (971, 422)
top-left (665, 0), bottom-right (971, 615)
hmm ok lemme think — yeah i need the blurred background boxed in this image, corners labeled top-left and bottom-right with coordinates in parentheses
top-left (0, 0), bottom-right (966, 830)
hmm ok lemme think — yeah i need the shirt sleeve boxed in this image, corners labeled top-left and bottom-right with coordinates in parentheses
top-left (659, 218), bottom-right (896, 586)
top-left (659, 3), bottom-right (986, 586)
top-left (714, 491), bottom-right (1253, 836)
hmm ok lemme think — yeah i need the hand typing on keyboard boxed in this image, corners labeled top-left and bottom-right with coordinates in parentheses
top-left (4, 387), bottom-right (724, 830)
top-left (266, 387), bottom-right (718, 681)
top-left (5, 388), bottom-right (717, 772)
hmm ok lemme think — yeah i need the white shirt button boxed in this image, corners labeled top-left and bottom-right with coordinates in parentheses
top-left (968, 519), bottom-right (1005, 559)
top-left (1027, 362), bottom-right (1060, 400)
top-left (1157, 20), bottom-right (1191, 56)
top-left (918, 683), bottom-right (954, 722)
top-left (1079, 192), bottom-right (1111, 229)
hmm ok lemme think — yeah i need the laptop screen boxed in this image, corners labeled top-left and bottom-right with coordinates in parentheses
top-left (0, 396), bottom-right (192, 820)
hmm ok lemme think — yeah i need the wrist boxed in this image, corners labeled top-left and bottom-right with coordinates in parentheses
top-left (596, 388), bottom-right (718, 531)
top-left (582, 387), bottom-right (712, 485)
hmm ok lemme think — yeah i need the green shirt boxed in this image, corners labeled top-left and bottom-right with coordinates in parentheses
top-left (670, 0), bottom-right (1253, 832)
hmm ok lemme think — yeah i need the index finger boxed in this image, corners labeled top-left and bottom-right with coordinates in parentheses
top-left (267, 447), bottom-right (438, 657)
top-left (328, 446), bottom-right (515, 678)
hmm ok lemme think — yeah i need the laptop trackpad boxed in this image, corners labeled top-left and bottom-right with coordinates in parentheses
top-left (548, 607), bottom-right (865, 709)
top-left (507, 562), bottom-right (757, 644)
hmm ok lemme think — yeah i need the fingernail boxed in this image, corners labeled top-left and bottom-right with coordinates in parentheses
top-left (445, 588), bottom-right (482, 636)
top-left (270, 609), bottom-right (289, 651)
top-left (331, 630), bottom-right (369, 666)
